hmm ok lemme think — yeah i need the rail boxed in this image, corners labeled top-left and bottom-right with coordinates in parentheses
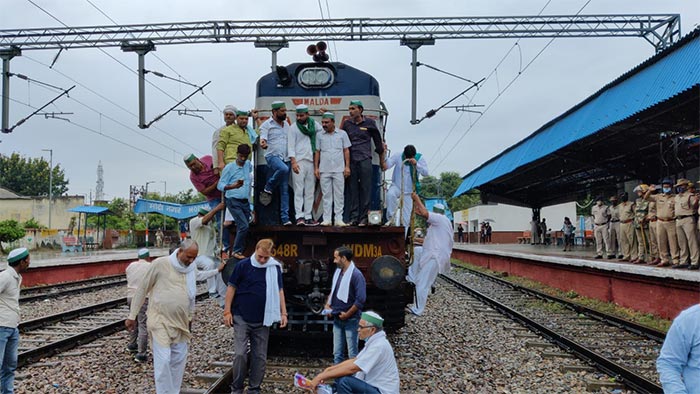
top-left (439, 274), bottom-right (662, 393)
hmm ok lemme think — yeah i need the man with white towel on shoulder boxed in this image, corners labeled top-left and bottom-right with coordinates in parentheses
top-left (324, 246), bottom-right (367, 364)
top-left (223, 239), bottom-right (288, 394)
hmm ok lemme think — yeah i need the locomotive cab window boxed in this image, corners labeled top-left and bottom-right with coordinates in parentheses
top-left (297, 66), bottom-right (335, 89)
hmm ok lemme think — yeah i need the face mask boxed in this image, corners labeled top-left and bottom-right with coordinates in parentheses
top-left (663, 187), bottom-right (672, 194)
top-left (677, 186), bottom-right (686, 194)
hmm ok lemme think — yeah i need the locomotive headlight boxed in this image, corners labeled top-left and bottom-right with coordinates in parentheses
top-left (298, 67), bottom-right (334, 88)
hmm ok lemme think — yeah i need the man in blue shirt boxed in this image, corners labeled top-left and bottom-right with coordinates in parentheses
top-left (223, 239), bottom-right (288, 394)
top-left (657, 303), bottom-right (700, 393)
top-left (217, 144), bottom-right (252, 260)
top-left (259, 101), bottom-right (292, 226)
top-left (341, 100), bottom-right (385, 226)
top-left (325, 246), bottom-right (367, 364)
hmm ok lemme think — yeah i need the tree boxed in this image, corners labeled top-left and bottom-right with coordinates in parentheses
top-left (420, 171), bottom-right (481, 212)
top-left (0, 153), bottom-right (69, 196)
top-left (23, 218), bottom-right (45, 229)
top-left (0, 220), bottom-right (25, 253)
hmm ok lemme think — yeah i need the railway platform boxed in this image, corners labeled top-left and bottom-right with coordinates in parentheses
top-left (452, 243), bottom-right (700, 319)
top-left (2, 248), bottom-right (169, 287)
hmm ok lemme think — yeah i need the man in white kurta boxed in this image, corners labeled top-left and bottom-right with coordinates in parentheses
top-left (126, 248), bottom-right (152, 362)
top-left (288, 104), bottom-right (321, 226)
top-left (126, 240), bottom-right (200, 394)
top-left (189, 205), bottom-right (226, 297)
top-left (384, 145), bottom-right (428, 229)
top-left (314, 112), bottom-right (351, 226)
top-left (408, 193), bottom-right (453, 316)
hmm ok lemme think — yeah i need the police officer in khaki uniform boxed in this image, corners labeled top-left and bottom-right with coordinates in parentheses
top-left (591, 196), bottom-right (612, 259)
top-left (618, 192), bottom-right (637, 262)
top-left (608, 196), bottom-right (622, 259)
top-left (645, 179), bottom-right (680, 267)
top-left (673, 178), bottom-right (699, 269)
top-left (632, 185), bottom-right (651, 264)
top-left (647, 193), bottom-right (661, 265)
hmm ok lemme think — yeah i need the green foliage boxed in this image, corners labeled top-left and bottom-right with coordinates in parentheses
top-left (576, 194), bottom-right (593, 217)
top-left (23, 218), bottom-right (45, 229)
top-left (0, 220), bottom-right (26, 253)
top-left (0, 152), bottom-right (69, 196)
top-left (420, 171), bottom-right (480, 212)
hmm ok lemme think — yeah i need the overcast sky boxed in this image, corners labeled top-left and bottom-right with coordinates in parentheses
top-left (1, 0), bottom-right (698, 202)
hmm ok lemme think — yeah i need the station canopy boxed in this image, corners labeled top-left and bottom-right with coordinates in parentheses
top-left (454, 28), bottom-right (700, 208)
top-left (133, 198), bottom-right (210, 220)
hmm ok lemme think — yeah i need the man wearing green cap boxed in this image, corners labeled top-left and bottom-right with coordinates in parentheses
top-left (407, 193), bottom-right (453, 316)
top-left (0, 248), bottom-right (31, 391)
top-left (289, 104), bottom-right (322, 226)
top-left (342, 100), bottom-right (385, 226)
top-left (309, 311), bottom-right (399, 394)
top-left (259, 101), bottom-right (292, 225)
top-left (315, 112), bottom-right (351, 226)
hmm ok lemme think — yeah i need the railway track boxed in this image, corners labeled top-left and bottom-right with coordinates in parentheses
top-left (18, 291), bottom-right (208, 368)
top-left (442, 266), bottom-right (666, 393)
top-left (20, 274), bottom-right (127, 303)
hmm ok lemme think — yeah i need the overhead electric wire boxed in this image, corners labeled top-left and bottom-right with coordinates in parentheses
top-left (83, 0), bottom-right (222, 126)
top-left (433, 0), bottom-right (593, 171)
top-left (28, 0), bottom-right (217, 131)
top-left (6, 95), bottom-right (182, 167)
top-left (23, 54), bottom-right (203, 155)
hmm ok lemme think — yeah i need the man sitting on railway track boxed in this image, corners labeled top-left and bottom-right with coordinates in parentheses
top-left (407, 193), bottom-right (454, 316)
top-left (126, 248), bottom-right (152, 363)
top-left (0, 248), bottom-right (30, 393)
top-left (223, 239), bottom-right (288, 394)
top-left (657, 302), bottom-right (700, 392)
top-left (308, 311), bottom-right (399, 394)
top-left (325, 246), bottom-right (366, 364)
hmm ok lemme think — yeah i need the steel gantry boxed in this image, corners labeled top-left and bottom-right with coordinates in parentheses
top-left (0, 14), bottom-right (682, 130)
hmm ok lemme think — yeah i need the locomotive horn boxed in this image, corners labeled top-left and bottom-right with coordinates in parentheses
top-left (306, 44), bottom-right (318, 55)
top-left (316, 41), bottom-right (328, 51)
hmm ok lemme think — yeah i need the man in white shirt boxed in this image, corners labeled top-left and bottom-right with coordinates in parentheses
top-left (407, 193), bottom-right (454, 316)
top-left (288, 104), bottom-right (321, 226)
top-left (0, 248), bottom-right (30, 392)
top-left (189, 205), bottom-right (225, 296)
top-left (126, 248), bottom-right (152, 362)
top-left (309, 311), bottom-right (399, 394)
top-left (384, 144), bottom-right (429, 229)
top-left (314, 112), bottom-right (351, 226)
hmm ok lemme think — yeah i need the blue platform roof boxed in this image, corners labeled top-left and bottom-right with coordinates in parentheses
top-left (455, 28), bottom-right (700, 200)
top-left (68, 205), bottom-right (110, 214)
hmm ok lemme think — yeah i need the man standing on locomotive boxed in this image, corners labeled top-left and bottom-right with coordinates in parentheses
top-left (325, 246), bottom-right (367, 364)
top-left (212, 105), bottom-right (237, 170)
top-left (288, 104), bottom-right (321, 226)
top-left (341, 100), bottom-right (385, 227)
top-left (314, 112), bottom-right (351, 226)
top-left (259, 101), bottom-right (292, 225)
top-left (407, 193), bottom-right (454, 316)
top-left (223, 239), bottom-right (288, 394)
top-left (384, 144), bottom-right (428, 230)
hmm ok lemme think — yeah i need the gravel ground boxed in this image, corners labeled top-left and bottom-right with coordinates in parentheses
top-left (447, 268), bottom-right (661, 386)
top-left (21, 286), bottom-right (127, 321)
top-left (15, 276), bottom-right (629, 393)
